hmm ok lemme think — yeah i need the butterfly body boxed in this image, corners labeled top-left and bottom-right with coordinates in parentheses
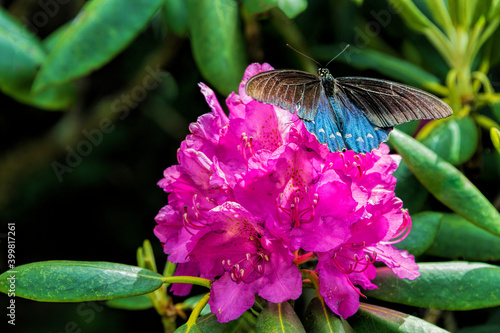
top-left (245, 67), bottom-right (452, 153)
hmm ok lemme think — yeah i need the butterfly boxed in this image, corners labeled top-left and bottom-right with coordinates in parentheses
top-left (245, 66), bottom-right (452, 153)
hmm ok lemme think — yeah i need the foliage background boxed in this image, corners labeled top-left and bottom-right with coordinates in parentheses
top-left (1, 0), bottom-right (500, 332)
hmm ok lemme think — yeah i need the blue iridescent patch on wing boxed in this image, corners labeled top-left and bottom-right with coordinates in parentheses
top-left (333, 95), bottom-right (391, 153)
top-left (303, 95), bottom-right (346, 152)
top-left (303, 94), bottom-right (390, 153)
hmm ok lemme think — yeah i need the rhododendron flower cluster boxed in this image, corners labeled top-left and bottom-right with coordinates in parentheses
top-left (155, 63), bottom-right (420, 323)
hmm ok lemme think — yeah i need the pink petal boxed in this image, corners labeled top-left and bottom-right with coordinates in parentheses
top-left (209, 273), bottom-right (258, 323)
top-left (368, 243), bottom-right (420, 280)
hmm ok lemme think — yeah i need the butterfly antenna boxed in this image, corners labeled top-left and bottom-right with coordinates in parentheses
top-left (325, 44), bottom-right (350, 68)
top-left (286, 44), bottom-right (322, 67)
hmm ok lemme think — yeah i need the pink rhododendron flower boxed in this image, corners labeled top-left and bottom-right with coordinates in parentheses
top-left (155, 63), bottom-right (420, 322)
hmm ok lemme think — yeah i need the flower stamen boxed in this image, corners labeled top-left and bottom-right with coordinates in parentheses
top-left (239, 132), bottom-right (256, 162)
top-left (332, 250), bottom-right (376, 274)
top-left (383, 209), bottom-right (412, 245)
top-left (276, 189), bottom-right (319, 227)
top-left (331, 249), bottom-right (377, 297)
top-left (224, 251), bottom-right (267, 284)
top-left (182, 205), bottom-right (207, 234)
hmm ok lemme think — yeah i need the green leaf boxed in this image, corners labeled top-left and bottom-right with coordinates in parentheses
top-left (174, 323), bottom-right (203, 333)
top-left (335, 48), bottom-right (447, 95)
top-left (187, 0), bottom-right (246, 96)
top-left (277, 0), bottom-right (308, 19)
top-left (184, 294), bottom-right (211, 315)
top-left (163, 0), bottom-right (188, 35)
top-left (0, 261), bottom-right (164, 302)
top-left (491, 127), bottom-right (500, 154)
top-left (303, 297), bottom-right (345, 332)
top-left (244, 0), bottom-right (277, 14)
top-left (244, 0), bottom-right (307, 18)
top-left (0, 8), bottom-right (75, 110)
top-left (365, 262), bottom-right (500, 310)
top-left (395, 211), bottom-right (442, 256)
top-left (195, 312), bottom-right (257, 332)
top-left (387, 0), bottom-right (435, 32)
top-left (33, 0), bottom-right (164, 91)
top-left (395, 121), bottom-right (420, 136)
top-left (42, 22), bottom-right (69, 52)
top-left (0, 8), bottom-right (44, 84)
top-left (349, 303), bottom-right (449, 332)
top-left (106, 294), bottom-right (153, 310)
top-left (390, 129), bottom-right (500, 237)
top-left (425, 213), bottom-right (500, 261)
top-left (195, 313), bottom-right (231, 332)
top-left (423, 0), bottom-right (454, 36)
top-left (419, 117), bottom-right (478, 165)
top-left (256, 302), bottom-right (306, 333)
top-left (474, 114), bottom-right (500, 131)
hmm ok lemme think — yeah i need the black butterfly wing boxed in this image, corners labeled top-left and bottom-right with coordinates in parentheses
top-left (335, 77), bottom-right (453, 128)
top-left (245, 69), bottom-right (323, 121)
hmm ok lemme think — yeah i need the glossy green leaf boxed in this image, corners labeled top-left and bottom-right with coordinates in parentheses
top-left (0, 261), bottom-right (164, 302)
top-left (423, 0), bottom-right (454, 35)
top-left (303, 297), bottom-right (345, 332)
top-left (183, 294), bottom-right (212, 315)
top-left (491, 127), bottom-right (500, 154)
top-left (0, 8), bottom-right (44, 84)
top-left (395, 211), bottom-right (442, 256)
top-left (489, 0), bottom-right (500, 20)
top-left (164, 0), bottom-right (188, 35)
top-left (365, 262), bottom-right (500, 310)
top-left (0, 8), bottom-right (75, 109)
top-left (174, 323), bottom-right (203, 333)
top-left (256, 302), bottom-right (306, 333)
top-left (106, 294), bottom-right (153, 310)
top-left (387, 0), bottom-right (435, 32)
top-left (419, 117), bottom-right (478, 165)
top-left (395, 121), bottom-right (420, 136)
top-left (187, 0), bottom-right (246, 96)
top-left (8, 81), bottom-right (77, 110)
top-left (277, 0), bottom-right (308, 18)
top-left (195, 313), bottom-right (230, 332)
top-left (33, 0), bottom-right (164, 91)
top-left (42, 23), bottom-right (68, 52)
top-left (195, 312), bottom-right (256, 333)
top-left (390, 129), bottom-right (500, 237)
top-left (335, 48), bottom-right (447, 95)
top-left (425, 213), bottom-right (500, 261)
top-left (474, 114), bottom-right (500, 131)
top-left (244, 0), bottom-right (276, 14)
top-left (349, 303), bottom-right (449, 332)
top-left (244, 0), bottom-right (307, 18)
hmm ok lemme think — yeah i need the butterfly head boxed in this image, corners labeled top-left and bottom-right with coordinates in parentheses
top-left (317, 68), bottom-right (330, 78)
top-left (317, 68), bottom-right (335, 83)
top-left (317, 68), bottom-right (336, 94)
